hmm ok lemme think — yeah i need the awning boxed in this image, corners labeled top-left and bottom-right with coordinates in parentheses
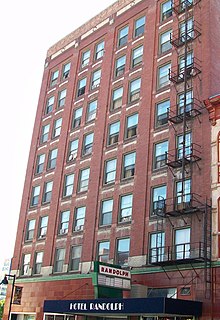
top-left (43, 297), bottom-right (202, 317)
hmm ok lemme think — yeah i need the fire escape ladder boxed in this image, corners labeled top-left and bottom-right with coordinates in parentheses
top-left (203, 199), bottom-right (212, 299)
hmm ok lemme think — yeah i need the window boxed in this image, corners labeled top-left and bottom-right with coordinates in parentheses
top-left (81, 49), bottom-right (90, 68)
top-left (179, 51), bottom-right (193, 75)
top-left (38, 216), bottom-right (48, 238)
top-left (72, 107), bottom-right (83, 129)
top-left (104, 159), bottom-right (117, 184)
top-left (45, 96), bottom-right (54, 114)
top-left (54, 248), bottom-right (65, 273)
top-left (47, 148), bottom-right (58, 170)
top-left (26, 219), bottom-right (36, 241)
top-left (91, 69), bottom-right (101, 90)
top-left (69, 246), bottom-right (82, 271)
top-left (152, 185), bottom-right (167, 216)
top-left (34, 252), bottom-right (43, 274)
top-left (179, 18), bottom-right (193, 43)
top-left (147, 287), bottom-right (177, 299)
top-left (155, 100), bottom-right (170, 127)
top-left (131, 46), bottom-right (143, 68)
top-left (82, 132), bottom-right (94, 156)
top-left (158, 63), bottom-right (171, 89)
top-left (50, 70), bottom-right (59, 87)
top-left (161, 0), bottom-right (172, 21)
top-left (125, 113), bottom-right (138, 139)
top-left (62, 62), bottom-right (71, 79)
top-left (68, 139), bottom-right (79, 162)
top-left (178, 90), bottom-right (193, 115)
top-left (116, 238), bottom-right (130, 267)
top-left (78, 168), bottom-right (90, 192)
top-left (30, 185), bottom-right (40, 207)
top-left (21, 254), bottom-right (31, 276)
top-left (159, 30), bottom-right (172, 54)
top-left (100, 199), bottom-right (113, 225)
top-left (175, 228), bottom-right (190, 259)
top-left (63, 173), bottom-right (74, 197)
top-left (129, 78), bottom-right (141, 102)
top-left (74, 206), bottom-right (86, 231)
top-left (176, 179), bottom-right (191, 208)
top-left (122, 152), bottom-right (136, 179)
top-left (57, 89), bottom-right (67, 108)
top-left (35, 154), bottom-right (45, 174)
top-left (119, 194), bottom-right (133, 222)
top-left (40, 124), bottom-right (50, 144)
top-left (95, 40), bottom-right (105, 60)
top-left (42, 181), bottom-right (53, 204)
top-left (176, 132), bottom-right (192, 159)
top-left (52, 118), bottom-right (62, 138)
top-left (118, 26), bottom-right (129, 47)
top-left (149, 232), bottom-right (165, 263)
top-left (108, 121), bottom-right (120, 145)
top-left (86, 100), bottom-right (97, 122)
top-left (115, 55), bottom-right (126, 77)
top-left (154, 141), bottom-right (168, 169)
top-left (112, 87), bottom-right (123, 110)
top-left (77, 77), bottom-right (87, 97)
top-left (98, 241), bottom-right (110, 263)
top-left (134, 16), bottom-right (146, 37)
top-left (59, 210), bottom-right (70, 235)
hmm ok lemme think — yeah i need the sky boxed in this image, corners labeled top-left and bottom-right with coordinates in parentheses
top-left (0, 0), bottom-right (116, 268)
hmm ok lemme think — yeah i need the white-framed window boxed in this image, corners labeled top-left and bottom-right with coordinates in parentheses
top-left (100, 199), bottom-right (113, 226)
top-left (54, 248), bottom-right (65, 273)
top-left (50, 70), bottom-right (59, 87)
top-left (129, 78), bottom-right (141, 102)
top-left (125, 113), bottom-right (138, 139)
top-left (122, 151), bottom-right (136, 179)
top-left (178, 90), bottom-right (193, 115)
top-left (154, 140), bottom-right (168, 169)
top-left (42, 181), bottom-right (53, 204)
top-left (78, 168), bottom-right (90, 192)
top-left (112, 87), bottom-right (123, 110)
top-left (63, 173), bottom-right (74, 197)
top-left (57, 89), bottom-right (67, 108)
top-left (38, 216), bottom-right (48, 239)
top-left (176, 179), bottom-right (191, 206)
top-left (35, 154), bottom-right (45, 174)
top-left (116, 238), bottom-right (130, 267)
top-left (115, 55), bottom-right (126, 77)
top-left (68, 139), bottom-right (79, 162)
top-left (149, 232), bottom-right (165, 263)
top-left (82, 132), bottom-right (94, 156)
top-left (108, 121), bottom-right (120, 145)
top-left (34, 251), bottom-right (43, 275)
top-left (118, 26), bottom-right (129, 47)
top-left (59, 210), bottom-right (70, 235)
top-left (176, 132), bottom-right (192, 159)
top-left (72, 107), bottom-right (83, 129)
top-left (151, 185), bottom-right (167, 216)
top-left (104, 159), bottom-right (117, 184)
top-left (95, 40), bottom-right (105, 60)
top-left (158, 63), bottom-right (171, 89)
top-left (91, 69), bottom-right (101, 90)
top-left (81, 49), bottom-right (90, 68)
top-left (21, 253), bottom-right (31, 276)
top-left (62, 62), bottom-right (71, 79)
top-left (134, 16), bottom-right (146, 37)
top-left (159, 30), bottom-right (172, 54)
top-left (26, 219), bottom-right (36, 241)
top-left (131, 45), bottom-right (143, 68)
top-left (119, 194), bottom-right (133, 222)
top-left (30, 185), bottom-right (40, 207)
top-left (161, 0), bottom-right (172, 22)
top-left (52, 118), bottom-right (62, 138)
top-left (74, 206), bottom-right (86, 231)
top-left (69, 245), bottom-right (82, 271)
top-left (98, 241), bottom-right (110, 263)
top-left (77, 77), bottom-right (87, 97)
top-left (175, 227), bottom-right (191, 259)
top-left (86, 100), bottom-right (97, 122)
top-left (47, 148), bottom-right (58, 170)
top-left (45, 96), bottom-right (54, 114)
top-left (40, 124), bottom-right (50, 144)
top-left (155, 99), bottom-right (170, 127)
top-left (179, 18), bottom-right (193, 43)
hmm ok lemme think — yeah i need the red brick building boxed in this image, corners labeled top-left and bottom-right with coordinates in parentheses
top-left (4, 0), bottom-right (220, 319)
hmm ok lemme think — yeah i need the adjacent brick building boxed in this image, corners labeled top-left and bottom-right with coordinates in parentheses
top-left (4, 0), bottom-right (220, 319)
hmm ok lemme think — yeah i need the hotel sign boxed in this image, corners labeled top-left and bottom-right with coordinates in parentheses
top-left (99, 264), bottom-right (131, 279)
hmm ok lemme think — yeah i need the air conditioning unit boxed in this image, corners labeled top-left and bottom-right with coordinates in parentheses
top-left (75, 225), bottom-right (84, 232)
top-left (122, 216), bottom-right (131, 222)
top-left (68, 153), bottom-right (76, 161)
top-left (60, 228), bottom-right (67, 235)
top-left (39, 234), bottom-right (46, 239)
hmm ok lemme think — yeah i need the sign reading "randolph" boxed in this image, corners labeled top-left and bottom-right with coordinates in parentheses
top-left (70, 302), bottom-right (124, 312)
top-left (99, 264), bottom-right (131, 279)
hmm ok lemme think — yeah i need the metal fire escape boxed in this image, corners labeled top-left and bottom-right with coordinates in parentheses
top-left (150, 0), bottom-right (212, 298)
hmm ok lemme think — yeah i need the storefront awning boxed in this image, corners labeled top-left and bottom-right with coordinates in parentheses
top-left (44, 297), bottom-right (202, 317)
